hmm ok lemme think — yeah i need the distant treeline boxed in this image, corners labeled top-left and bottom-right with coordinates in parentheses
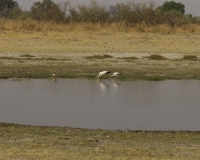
top-left (1, 0), bottom-right (200, 27)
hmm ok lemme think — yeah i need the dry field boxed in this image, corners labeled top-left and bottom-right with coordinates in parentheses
top-left (0, 123), bottom-right (200, 160)
top-left (0, 29), bottom-right (200, 80)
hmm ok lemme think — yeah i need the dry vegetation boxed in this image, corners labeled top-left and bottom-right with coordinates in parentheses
top-left (0, 123), bottom-right (200, 159)
top-left (1, 18), bottom-right (200, 33)
top-left (0, 21), bottom-right (200, 80)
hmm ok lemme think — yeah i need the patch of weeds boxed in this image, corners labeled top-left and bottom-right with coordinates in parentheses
top-left (60, 58), bottom-right (71, 61)
top-left (119, 56), bottom-right (138, 60)
top-left (183, 55), bottom-right (198, 61)
top-left (119, 56), bottom-right (138, 62)
top-left (85, 54), bottom-right (113, 60)
top-left (46, 58), bottom-right (57, 60)
top-left (147, 54), bottom-right (167, 60)
top-left (0, 56), bottom-right (14, 60)
top-left (20, 54), bottom-right (35, 58)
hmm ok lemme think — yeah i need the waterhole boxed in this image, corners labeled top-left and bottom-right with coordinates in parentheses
top-left (0, 78), bottom-right (200, 131)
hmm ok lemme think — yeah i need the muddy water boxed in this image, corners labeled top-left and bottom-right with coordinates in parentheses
top-left (0, 78), bottom-right (200, 131)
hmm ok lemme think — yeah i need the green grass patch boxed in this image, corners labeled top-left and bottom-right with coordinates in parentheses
top-left (147, 54), bottom-right (167, 60)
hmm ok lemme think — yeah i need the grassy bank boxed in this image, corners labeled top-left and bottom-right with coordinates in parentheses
top-left (0, 123), bottom-right (200, 159)
top-left (0, 53), bottom-right (200, 80)
top-left (0, 30), bottom-right (200, 80)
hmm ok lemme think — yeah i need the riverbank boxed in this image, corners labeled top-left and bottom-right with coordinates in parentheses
top-left (1, 31), bottom-right (200, 80)
top-left (0, 52), bottom-right (200, 80)
top-left (0, 123), bottom-right (200, 159)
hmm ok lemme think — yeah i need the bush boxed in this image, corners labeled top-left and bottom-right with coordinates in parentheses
top-left (1, 0), bottom-right (200, 28)
top-left (77, 0), bottom-right (109, 23)
top-left (31, 0), bottom-right (65, 22)
top-left (0, 0), bottom-right (19, 18)
top-left (160, 1), bottom-right (185, 14)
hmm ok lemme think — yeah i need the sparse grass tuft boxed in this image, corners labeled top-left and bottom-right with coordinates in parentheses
top-left (20, 54), bottom-right (35, 58)
top-left (183, 55), bottom-right (198, 61)
top-left (119, 56), bottom-right (138, 60)
top-left (85, 54), bottom-right (113, 60)
top-left (122, 56), bottom-right (138, 59)
top-left (147, 54), bottom-right (167, 60)
top-left (0, 56), bottom-right (14, 60)
top-left (118, 56), bottom-right (138, 63)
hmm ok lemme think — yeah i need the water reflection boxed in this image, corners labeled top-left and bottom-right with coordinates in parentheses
top-left (0, 78), bottom-right (200, 131)
top-left (109, 79), bottom-right (121, 88)
top-left (51, 77), bottom-right (57, 82)
top-left (96, 79), bottom-right (121, 91)
top-left (96, 79), bottom-right (109, 90)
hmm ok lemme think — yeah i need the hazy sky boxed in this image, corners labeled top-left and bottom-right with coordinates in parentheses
top-left (16, 0), bottom-right (199, 16)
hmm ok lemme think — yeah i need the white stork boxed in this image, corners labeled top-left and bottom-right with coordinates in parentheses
top-left (109, 72), bottom-right (121, 79)
top-left (95, 71), bottom-right (110, 79)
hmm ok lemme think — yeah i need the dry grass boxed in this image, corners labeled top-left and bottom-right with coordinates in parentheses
top-left (1, 19), bottom-right (200, 34)
top-left (1, 19), bottom-right (200, 55)
top-left (183, 55), bottom-right (198, 61)
top-left (1, 29), bottom-right (200, 55)
top-left (0, 20), bottom-right (200, 80)
top-left (0, 123), bottom-right (200, 159)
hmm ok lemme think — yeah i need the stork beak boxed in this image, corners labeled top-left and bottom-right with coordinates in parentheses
top-left (95, 76), bottom-right (98, 79)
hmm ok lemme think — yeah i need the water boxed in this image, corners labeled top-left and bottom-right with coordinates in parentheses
top-left (0, 78), bottom-right (200, 131)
